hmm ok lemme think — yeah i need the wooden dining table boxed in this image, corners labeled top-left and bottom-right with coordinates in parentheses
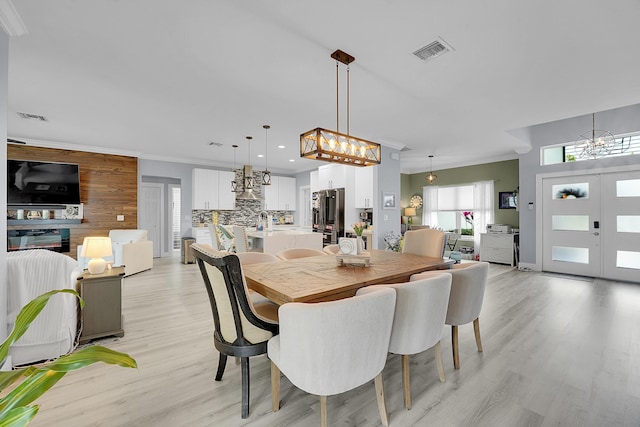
top-left (242, 249), bottom-right (454, 305)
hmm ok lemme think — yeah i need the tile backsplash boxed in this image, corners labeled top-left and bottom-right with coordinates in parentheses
top-left (192, 202), bottom-right (293, 227)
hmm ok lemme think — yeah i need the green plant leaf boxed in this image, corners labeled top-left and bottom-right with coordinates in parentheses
top-left (0, 405), bottom-right (38, 427)
top-left (0, 289), bottom-right (82, 365)
top-left (0, 367), bottom-right (36, 394)
top-left (0, 369), bottom-right (65, 420)
top-left (44, 346), bottom-right (137, 372)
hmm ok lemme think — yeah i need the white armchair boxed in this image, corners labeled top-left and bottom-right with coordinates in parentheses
top-left (77, 229), bottom-right (153, 276)
top-left (7, 249), bottom-right (81, 366)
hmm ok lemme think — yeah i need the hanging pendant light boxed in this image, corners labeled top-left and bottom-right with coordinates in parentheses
top-left (236, 136), bottom-right (262, 200)
top-left (300, 49), bottom-right (381, 167)
top-left (231, 144), bottom-right (241, 192)
top-left (425, 155), bottom-right (437, 184)
top-left (573, 113), bottom-right (623, 159)
top-left (261, 124), bottom-right (272, 186)
top-left (244, 136), bottom-right (255, 190)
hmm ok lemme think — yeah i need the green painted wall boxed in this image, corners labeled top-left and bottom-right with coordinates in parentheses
top-left (401, 159), bottom-right (519, 228)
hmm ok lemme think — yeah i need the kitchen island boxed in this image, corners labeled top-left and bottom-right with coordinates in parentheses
top-left (246, 229), bottom-right (323, 255)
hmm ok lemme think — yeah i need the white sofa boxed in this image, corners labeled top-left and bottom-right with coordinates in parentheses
top-left (7, 249), bottom-right (81, 366)
top-left (78, 229), bottom-right (153, 276)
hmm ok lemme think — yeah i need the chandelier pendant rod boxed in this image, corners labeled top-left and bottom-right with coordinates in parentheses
top-left (336, 59), bottom-right (340, 134)
top-left (347, 63), bottom-right (350, 136)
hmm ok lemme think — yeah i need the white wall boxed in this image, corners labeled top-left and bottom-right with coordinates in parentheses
top-left (373, 146), bottom-right (402, 249)
top-left (517, 103), bottom-right (640, 266)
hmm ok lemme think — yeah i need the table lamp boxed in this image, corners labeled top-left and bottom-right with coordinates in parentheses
top-left (404, 207), bottom-right (416, 225)
top-left (81, 236), bottom-right (113, 274)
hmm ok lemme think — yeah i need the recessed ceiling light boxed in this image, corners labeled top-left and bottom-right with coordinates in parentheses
top-left (278, 145), bottom-right (286, 149)
top-left (289, 159), bottom-right (295, 162)
top-left (257, 154), bottom-right (264, 158)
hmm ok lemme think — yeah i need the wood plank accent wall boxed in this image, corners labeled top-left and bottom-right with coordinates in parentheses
top-left (7, 145), bottom-right (138, 258)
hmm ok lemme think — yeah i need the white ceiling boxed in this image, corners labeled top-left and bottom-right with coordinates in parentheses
top-left (7, 1), bottom-right (640, 175)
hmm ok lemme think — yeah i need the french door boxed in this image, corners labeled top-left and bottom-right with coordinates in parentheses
top-left (542, 170), bottom-right (640, 282)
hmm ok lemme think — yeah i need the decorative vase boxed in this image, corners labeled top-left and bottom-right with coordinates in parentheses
top-left (356, 236), bottom-right (364, 254)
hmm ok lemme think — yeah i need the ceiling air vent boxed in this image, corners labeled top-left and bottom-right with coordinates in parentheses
top-left (413, 38), bottom-right (454, 62)
top-left (208, 141), bottom-right (223, 147)
top-left (17, 112), bottom-right (48, 121)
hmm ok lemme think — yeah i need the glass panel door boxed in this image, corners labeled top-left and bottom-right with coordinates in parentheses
top-left (602, 171), bottom-right (640, 282)
top-left (542, 174), bottom-right (601, 277)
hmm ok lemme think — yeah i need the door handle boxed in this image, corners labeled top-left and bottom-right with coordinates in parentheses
top-left (593, 232), bottom-right (599, 236)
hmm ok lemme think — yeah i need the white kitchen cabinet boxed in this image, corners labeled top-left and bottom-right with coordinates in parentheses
top-left (278, 176), bottom-right (296, 210)
top-left (480, 233), bottom-right (519, 266)
top-left (192, 169), bottom-right (236, 210)
top-left (310, 170), bottom-right (320, 193)
top-left (264, 176), bottom-right (297, 211)
top-left (354, 166), bottom-right (374, 208)
top-left (318, 163), bottom-right (346, 189)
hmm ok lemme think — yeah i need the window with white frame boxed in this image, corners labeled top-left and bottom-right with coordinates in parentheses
top-left (541, 132), bottom-right (640, 165)
top-left (423, 181), bottom-right (494, 252)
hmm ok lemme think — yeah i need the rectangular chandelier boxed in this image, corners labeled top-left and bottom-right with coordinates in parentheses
top-left (300, 127), bottom-right (381, 167)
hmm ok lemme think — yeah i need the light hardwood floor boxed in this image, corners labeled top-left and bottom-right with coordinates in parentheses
top-left (29, 256), bottom-right (640, 426)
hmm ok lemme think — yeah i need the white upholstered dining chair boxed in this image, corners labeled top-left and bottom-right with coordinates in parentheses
top-left (361, 273), bottom-right (452, 410)
top-left (413, 261), bottom-right (489, 369)
top-left (322, 244), bottom-right (340, 255)
top-left (275, 248), bottom-right (327, 260)
top-left (402, 228), bottom-right (448, 258)
top-left (268, 287), bottom-right (397, 426)
top-left (233, 226), bottom-right (255, 253)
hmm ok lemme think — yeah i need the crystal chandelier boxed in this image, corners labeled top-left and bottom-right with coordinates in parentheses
top-left (573, 113), bottom-right (619, 159)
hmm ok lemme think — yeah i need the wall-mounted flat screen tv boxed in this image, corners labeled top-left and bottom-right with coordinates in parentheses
top-left (7, 159), bottom-right (81, 206)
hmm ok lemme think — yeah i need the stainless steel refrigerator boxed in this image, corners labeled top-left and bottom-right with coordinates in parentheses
top-left (312, 188), bottom-right (345, 246)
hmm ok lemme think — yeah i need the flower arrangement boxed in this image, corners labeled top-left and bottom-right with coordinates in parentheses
top-left (384, 231), bottom-right (402, 252)
top-left (352, 222), bottom-right (366, 236)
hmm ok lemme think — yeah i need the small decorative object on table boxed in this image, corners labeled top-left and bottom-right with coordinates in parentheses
top-left (352, 221), bottom-right (366, 254)
top-left (384, 231), bottom-right (402, 252)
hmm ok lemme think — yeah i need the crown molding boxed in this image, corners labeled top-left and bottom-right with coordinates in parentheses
top-left (0, 0), bottom-right (27, 36)
top-left (7, 136), bottom-right (142, 158)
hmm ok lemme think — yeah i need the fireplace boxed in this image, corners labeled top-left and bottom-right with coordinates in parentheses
top-left (7, 228), bottom-right (71, 253)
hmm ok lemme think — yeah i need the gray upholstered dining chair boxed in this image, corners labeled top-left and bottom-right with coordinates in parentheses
top-left (402, 228), bottom-right (448, 258)
top-left (361, 273), bottom-right (452, 410)
top-left (414, 261), bottom-right (489, 369)
top-left (268, 287), bottom-right (397, 426)
top-left (191, 243), bottom-right (279, 419)
top-left (275, 248), bottom-right (327, 260)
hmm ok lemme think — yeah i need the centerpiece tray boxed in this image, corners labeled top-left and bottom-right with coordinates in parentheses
top-left (336, 251), bottom-right (371, 267)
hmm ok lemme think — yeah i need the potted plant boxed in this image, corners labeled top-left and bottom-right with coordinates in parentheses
top-left (0, 289), bottom-right (137, 426)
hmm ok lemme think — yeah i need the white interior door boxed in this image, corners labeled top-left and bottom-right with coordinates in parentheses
top-left (140, 183), bottom-right (163, 258)
top-left (542, 174), bottom-right (601, 277)
top-left (602, 171), bottom-right (640, 282)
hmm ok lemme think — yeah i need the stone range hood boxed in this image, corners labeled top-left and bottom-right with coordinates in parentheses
top-left (235, 164), bottom-right (263, 200)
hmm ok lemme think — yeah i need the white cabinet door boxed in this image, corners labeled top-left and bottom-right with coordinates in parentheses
top-left (354, 166), bottom-right (374, 208)
top-left (310, 170), bottom-right (320, 193)
top-left (192, 169), bottom-right (236, 210)
top-left (278, 177), bottom-right (296, 210)
top-left (318, 164), bottom-right (346, 189)
top-left (192, 169), bottom-right (217, 209)
top-left (264, 176), bottom-right (296, 210)
top-left (263, 177), bottom-right (279, 210)
top-left (217, 170), bottom-right (236, 210)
